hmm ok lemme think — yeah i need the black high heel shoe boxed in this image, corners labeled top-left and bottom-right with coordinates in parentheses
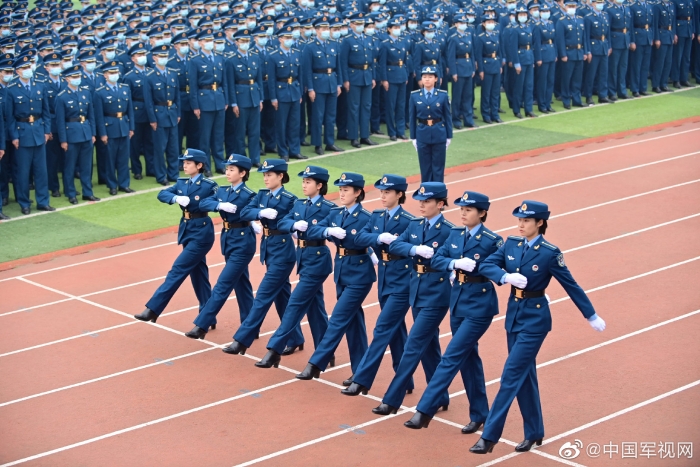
top-left (134, 308), bottom-right (158, 323)
top-left (461, 421), bottom-right (483, 434)
top-left (342, 373), bottom-right (354, 387)
top-left (470, 438), bottom-right (497, 454)
top-left (515, 438), bottom-right (543, 452)
top-left (255, 350), bottom-right (281, 368)
top-left (340, 382), bottom-right (368, 396)
top-left (184, 326), bottom-right (207, 339)
top-left (282, 343), bottom-right (304, 356)
top-left (210, 324), bottom-right (216, 330)
top-left (372, 403), bottom-right (398, 415)
top-left (222, 340), bottom-right (247, 355)
top-left (404, 411), bottom-right (431, 429)
top-left (327, 355), bottom-right (336, 369)
top-left (296, 363), bottom-right (321, 380)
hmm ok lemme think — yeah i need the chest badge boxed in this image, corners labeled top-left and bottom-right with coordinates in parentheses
top-left (194, 195), bottom-right (200, 200)
top-left (508, 255), bottom-right (515, 261)
top-left (432, 241), bottom-right (438, 248)
top-left (474, 253), bottom-right (480, 260)
top-left (351, 229), bottom-right (357, 235)
top-left (451, 244), bottom-right (458, 248)
top-left (312, 219), bottom-right (317, 225)
top-left (532, 264), bottom-right (539, 272)
top-left (411, 234), bottom-right (418, 239)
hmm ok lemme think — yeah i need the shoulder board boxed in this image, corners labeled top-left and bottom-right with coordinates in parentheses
top-left (373, 208), bottom-right (385, 213)
top-left (361, 208), bottom-right (372, 216)
top-left (291, 47), bottom-right (300, 53)
top-left (438, 89), bottom-right (447, 93)
top-left (443, 219), bottom-right (455, 228)
top-left (330, 206), bottom-right (344, 210)
top-left (178, 176), bottom-right (188, 180)
top-left (124, 70), bottom-right (136, 76)
top-left (294, 198), bottom-right (307, 204)
top-left (411, 216), bottom-right (425, 222)
top-left (411, 89), bottom-right (421, 93)
top-left (167, 67), bottom-right (179, 72)
top-left (250, 49), bottom-right (259, 54)
top-left (96, 86), bottom-right (106, 91)
top-left (145, 70), bottom-right (154, 75)
top-left (242, 186), bottom-right (255, 194)
top-left (451, 226), bottom-right (466, 231)
top-left (481, 230), bottom-right (497, 239)
top-left (119, 83), bottom-right (128, 88)
top-left (321, 199), bottom-right (336, 207)
top-left (281, 191), bottom-right (295, 198)
top-left (8, 82), bottom-right (20, 88)
top-left (202, 178), bottom-right (216, 184)
top-left (400, 211), bottom-right (415, 219)
top-left (382, 39), bottom-right (390, 43)
top-left (540, 241), bottom-right (559, 251)
top-left (508, 235), bottom-right (525, 241)
top-left (35, 78), bottom-right (46, 83)
top-left (57, 89), bottom-right (66, 96)
top-left (478, 32), bottom-right (486, 36)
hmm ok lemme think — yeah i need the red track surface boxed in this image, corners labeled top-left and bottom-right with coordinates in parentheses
top-left (1, 121), bottom-right (699, 467)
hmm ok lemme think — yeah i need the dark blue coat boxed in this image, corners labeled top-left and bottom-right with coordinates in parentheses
top-left (556, 15), bottom-right (589, 59)
top-left (302, 38), bottom-right (343, 93)
top-left (158, 176), bottom-right (219, 245)
top-left (122, 67), bottom-right (153, 123)
top-left (200, 182), bottom-right (258, 257)
top-left (507, 24), bottom-right (535, 66)
top-left (6, 81), bottom-right (51, 147)
top-left (408, 88), bottom-right (453, 143)
top-left (672, 0), bottom-right (695, 37)
top-left (474, 31), bottom-right (502, 74)
top-left (412, 38), bottom-right (443, 78)
top-left (585, 10), bottom-right (612, 55)
top-left (379, 37), bottom-right (411, 83)
top-left (340, 33), bottom-right (375, 86)
top-left (447, 31), bottom-right (476, 77)
top-left (55, 86), bottom-right (96, 143)
top-left (168, 52), bottom-right (193, 111)
top-left (533, 19), bottom-right (558, 63)
top-left (43, 77), bottom-right (63, 134)
top-left (630, 0), bottom-right (657, 46)
top-left (188, 52), bottom-right (228, 111)
top-left (653, 0), bottom-right (677, 44)
top-left (93, 83), bottom-right (135, 138)
top-left (267, 48), bottom-right (303, 102)
top-left (605, 3), bottom-right (633, 49)
top-left (225, 49), bottom-right (264, 108)
top-left (144, 67), bottom-right (180, 127)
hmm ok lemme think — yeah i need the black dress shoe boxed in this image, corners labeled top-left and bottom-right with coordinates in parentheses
top-left (82, 195), bottom-right (101, 202)
top-left (51, 190), bottom-right (61, 198)
top-left (389, 135), bottom-right (397, 141)
top-left (547, 107), bottom-right (556, 112)
top-left (404, 411), bottom-right (431, 429)
top-left (341, 382), bottom-right (368, 396)
top-left (372, 403), bottom-right (398, 415)
top-left (632, 92), bottom-right (640, 97)
top-left (653, 87), bottom-right (662, 93)
top-left (586, 98), bottom-right (595, 106)
top-left (493, 118), bottom-right (503, 123)
top-left (300, 140), bottom-right (310, 146)
top-left (465, 122), bottom-right (479, 128)
top-left (514, 112), bottom-right (523, 119)
top-left (315, 146), bottom-right (325, 155)
top-left (185, 326), bottom-right (208, 339)
top-left (69, 197), bottom-right (78, 205)
top-left (462, 421), bottom-right (484, 434)
top-left (264, 147), bottom-right (277, 154)
top-left (36, 205), bottom-right (56, 211)
top-left (526, 112), bottom-right (538, 118)
top-left (289, 154), bottom-right (308, 160)
top-left (342, 375), bottom-right (354, 386)
top-left (296, 363), bottom-right (321, 380)
top-left (119, 187), bottom-right (136, 193)
top-left (215, 168), bottom-right (225, 175)
top-left (618, 94), bottom-right (629, 99)
top-left (204, 170), bottom-right (213, 177)
top-left (134, 308), bottom-right (158, 322)
top-left (282, 343), bottom-right (304, 356)
top-left (680, 82), bottom-right (693, 88)
top-left (2, 198), bottom-right (8, 206)
top-left (282, 155), bottom-right (289, 162)
top-left (660, 86), bottom-right (671, 92)
top-left (673, 81), bottom-right (681, 89)
top-left (371, 130), bottom-right (385, 135)
top-left (610, 96), bottom-right (618, 102)
top-left (327, 355), bottom-right (336, 368)
top-left (159, 180), bottom-right (169, 186)
top-left (0, 212), bottom-right (10, 220)
top-left (109, 188), bottom-right (118, 195)
top-left (599, 97), bottom-right (612, 104)
top-left (255, 349), bottom-right (281, 368)
top-left (453, 123), bottom-right (463, 129)
top-left (350, 139), bottom-right (361, 148)
top-left (133, 173), bottom-right (143, 180)
top-left (325, 144), bottom-right (344, 152)
top-left (210, 324), bottom-right (216, 330)
top-left (498, 108), bottom-right (505, 114)
top-left (360, 137), bottom-right (377, 146)
top-left (470, 437), bottom-right (497, 454)
top-left (639, 91), bottom-right (648, 96)
top-left (397, 135), bottom-right (407, 140)
top-left (515, 438), bottom-right (543, 452)
top-left (21, 207), bottom-right (31, 215)
top-left (573, 102), bottom-right (584, 107)
top-left (222, 340), bottom-right (247, 355)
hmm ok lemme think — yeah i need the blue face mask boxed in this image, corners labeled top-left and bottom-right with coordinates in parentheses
top-left (107, 73), bottom-right (120, 83)
top-left (355, 25), bottom-right (364, 33)
top-left (105, 51), bottom-right (116, 60)
top-left (595, 3), bottom-right (605, 10)
top-left (531, 10), bottom-right (540, 18)
top-left (541, 12), bottom-right (551, 19)
top-left (238, 42), bottom-right (250, 52)
top-left (457, 24), bottom-right (467, 31)
top-left (507, 3), bottom-right (516, 10)
top-left (485, 23), bottom-right (496, 31)
top-left (156, 57), bottom-right (169, 66)
top-left (320, 30), bottom-right (330, 40)
top-left (283, 38), bottom-right (294, 48)
top-left (292, 29), bottom-right (301, 38)
top-left (257, 37), bottom-right (268, 47)
top-left (391, 28), bottom-right (401, 37)
top-left (425, 32), bottom-right (435, 40)
top-left (69, 77), bottom-right (81, 87)
top-left (179, 45), bottom-right (190, 55)
top-left (48, 66), bottom-right (62, 76)
top-left (518, 15), bottom-right (527, 23)
top-left (331, 31), bottom-right (341, 39)
top-left (85, 62), bottom-right (96, 72)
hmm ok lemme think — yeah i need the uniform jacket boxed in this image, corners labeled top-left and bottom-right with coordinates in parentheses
top-left (303, 38), bottom-right (343, 93)
top-left (225, 48), bottom-right (264, 108)
top-left (200, 182), bottom-right (258, 257)
top-left (145, 66), bottom-right (181, 127)
top-left (5, 80), bottom-right (51, 146)
top-left (340, 32), bottom-right (376, 86)
top-left (447, 31), bottom-right (476, 77)
top-left (157, 176), bottom-right (219, 245)
top-left (409, 88), bottom-right (453, 143)
top-left (556, 15), bottom-right (590, 59)
top-left (379, 36), bottom-right (411, 83)
top-left (55, 86), bottom-right (96, 143)
top-left (93, 83), bottom-right (135, 138)
top-left (122, 67), bottom-right (153, 123)
top-left (188, 51), bottom-right (228, 111)
top-left (267, 48), bottom-right (303, 102)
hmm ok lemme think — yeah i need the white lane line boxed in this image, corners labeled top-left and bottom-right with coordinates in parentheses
top-left (2, 125), bottom-right (697, 283)
top-left (477, 379), bottom-right (700, 467)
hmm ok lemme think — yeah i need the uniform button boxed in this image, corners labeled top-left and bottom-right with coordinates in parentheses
top-left (282, 239), bottom-right (286, 242)
top-left (439, 278), bottom-right (443, 281)
top-left (482, 288), bottom-right (486, 292)
top-left (241, 232), bottom-right (244, 235)
top-left (515, 298), bottom-right (519, 302)
top-left (317, 251), bottom-right (320, 255)
top-left (536, 304), bottom-right (541, 309)
top-left (516, 268), bottom-right (520, 272)
top-left (360, 260), bottom-right (363, 263)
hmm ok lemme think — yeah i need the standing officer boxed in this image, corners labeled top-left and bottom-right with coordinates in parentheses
top-left (302, 16), bottom-right (344, 155)
top-left (670, 0), bottom-right (695, 87)
top-left (253, 24), bottom-right (276, 161)
top-left (225, 28), bottom-right (264, 166)
top-left (189, 29), bottom-right (228, 176)
top-left (134, 149), bottom-right (219, 324)
top-left (185, 154), bottom-right (257, 339)
top-left (256, 165), bottom-right (337, 368)
top-left (146, 45), bottom-right (181, 186)
top-left (652, 0), bottom-right (677, 92)
top-left (340, 13), bottom-right (377, 149)
top-left (123, 43), bottom-right (155, 182)
top-left (533, 4), bottom-right (558, 113)
top-left (0, 59), bottom-right (6, 219)
top-left (470, 200), bottom-right (606, 454)
top-left (94, 61), bottom-right (135, 196)
top-left (447, 15), bottom-right (477, 128)
top-left (408, 65), bottom-right (453, 184)
top-left (372, 182), bottom-right (454, 416)
top-left (6, 52), bottom-right (55, 215)
top-left (606, 0), bottom-right (633, 99)
top-left (475, 13), bottom-right (503, 124)
top-left (583, 0), bottom-right (613, 104)
top-left (169, 32), bottom-right (199, 156)
top-left (379, 18), bottom-right (411, 141)
top-left (55, 65), bottom-right (99, 205)
top-left (556, 0), bottom-right (588, 108)
top-left (42, 52), bottom-right (64, 199)
top-left (629, 0), bottom-right (656, 96)
top-left (268, 27), bottom-right (305, 162)
top-left (507, 6), bottom-right (537, 117)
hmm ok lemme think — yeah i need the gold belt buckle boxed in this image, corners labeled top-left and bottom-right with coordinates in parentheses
top-left (363, 64), bottom-right (368, 70)
top-left (186, 85), bottom-right (190, 92)
top-left (426, 119), bottom-right (433, 126)
top-left (431, 60), bottom-right (436, 65)
top-left (415, 264), bottom-right (426, 273)
top-left (644, 24), bottom-right (649, 30)
top-left (398, 60), bottom-right (403, 66)
top-left (601, 35), bottom-right (605, 41)
top-left (465, 53), bottom-right (470, 59)
top-left (116, 112), bottom-right (123, 118)
top-left (457, 271), bottom-right (466, 284)
top-left (491, 52), bottom-right (496, 58)
top-left (223, 221), bottom-right (230, 230)
top-left (287, 77), bottom-right (293, 84)
top-left (526, 45), bottom-right (530, 50)
top-left (79, 115), bottom-right (86, 123)
top-left (577, 44), bottom-right (582, 49)
top-left (167, 100), bottom-right (173, 106)
top-left (338, 247), bottom-right (347, 257)
top-left (514, 288), bottom-right (524, 299)
top-left (549, 39), bottom-right (552, 44)
top-left (623, 28), bottom-right (627, 33)
top-left (381, 251), bottom-right (390, 261)
top-left (212, 82), bottom-right (217, 91)
top-left (298, 239), bottom-right (307, 248)
top-left (327, 68), bottom-right (332, 74)
top-left (263, 227), bottom-right (270, 236)
top-left (28, 115), bottom-right (35, 123)
top-left (249, 80), bottom-right (254, 85)
top-left (183, 211), bottom-right (191, 220)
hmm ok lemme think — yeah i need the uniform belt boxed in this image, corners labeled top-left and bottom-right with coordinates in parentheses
top-left (593, 35), bottom-right (606, 40)
top-left (664, 25), bottom-right (673, 30)
top-left (566, 44), bottom-right (583, 49)
top-left (223, 221), bottom-right (249, 230)
top-left (263, 227), bottom-right (285, 236)
top-left (455, 53), bottom-right (470, 59)
top-left (676, 16), bottom-right (691, 20)
top-left (518, 44), bottom-right (531, 50)
top-left (638, 24), bottom-right (650, 30)
top-left (349, 63), bottom-right (370, 70)
top-left (17, 115), bottom-right (42, 123)
top-left (511, 286), bottom-right (545, 299)
top-left (414, 264), bottom-right (438, 273)
top-left (542, 39), bottom-right (553, 45)
top-left (183, 211), bottom-right (208, 219)
top-left (418, 118), bottom-right (442, 126)
top-left (612, 27), bottom-right (628, 33)
top-left (263, 75), bottom-right (268, 81)
top-left (337, 247), bottom-right (367, 256)
top-left (67, 116), bottom-right (87, 123)
top-left (155, 101), bottom-right (174, 107)
top-left (236, 79), bottom-right (256, 85)
top-left (200, 83), bottom-right (220, 90)
top-left (387, 60), bottom-right (405, 66)
top-left (422, 60), bottom-right (437, 65)
top-left (180, 86), bottom-right (189, 92)
top-left (456, 271), bottom-right (489, 284)
top-left (380, 251), bottom-right (403, 261)
top-left (490, 52), bottom-right (497, 58)
top-left (276, 77), bottom-right (297, 83)
top-left (313, 68), bottom-right (335, 74)
top-left (297, 239), bottom-right (326, 248)
top-left (106, 112), bottom-right (124, 118)
top-left (133, 98), bottom-right (144, 102)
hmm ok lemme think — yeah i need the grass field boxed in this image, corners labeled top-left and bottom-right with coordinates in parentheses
top-left (2, 86), bottom-right (699, 263)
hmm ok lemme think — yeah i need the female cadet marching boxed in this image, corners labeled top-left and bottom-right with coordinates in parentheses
top-left (184, 154), bottom-right (257, 340)
top-left (372, 182), bottom-right (455, 416)
top-left (134, 149), bottom-right (218, 323)
top-left (403, 191), bottom-right (502, 434)
top-left (255, 165), bottom-right (336, 368)
top-left (341, 174), bottom-right (416, 396)
top-left (296, 172), bottom-right (376, 380)
top-left (222, 159), bottom-right (304, 355)
top-left (470, 200), bottom-right (606, 455)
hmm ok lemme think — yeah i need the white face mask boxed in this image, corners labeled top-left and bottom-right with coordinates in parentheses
top-left (248, 21), bottom-right (257, 28)
top-left (69, 77), bottom-right (82, 87)
top-left (354, 25), bottom-right (364, 33)
top-left (179, 45), bottom-right (190, 55)
top-left (531, 10), bottom-right (540, 18)
top-left (518, 15), bottom-right (528, 23)
top-left (62, 60), bottom-right (73, 69)
top-left (48, 66), bottom-right (62, 76)
top-left (219, 5), bottom-right (229, 12)
top-left (365, 27), bottom-right (375, 35)
top-left (135, 55), bottom-right (147, 66)
top-left (203, 41), bottom-right (215, 51)
top-left (457, 24), bottom-right (467, 31)
top-left (485, 23), bottom-right (496, 31)
top-left (107, 73), bottom-right (120, 83)
top-left (567, 8), bottom-right (577, 15)
top-left (156, 57), bottom-right (169, 66)
top-left (215, 43), bottom-right (225, 52)
top-left (2, 74), bottom-right (12, 83)
top-left (105, 51), bottom-right (116, 60)
top-left (595, 3), bottom-right (605, 10)
top-left (257, 37), bottom-right (268, 47)
top-left (541, 12), bottom-right (551, 19)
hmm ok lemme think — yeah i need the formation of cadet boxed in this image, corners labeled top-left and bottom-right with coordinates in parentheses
top-left (134, 149), bottom-right (607, 455)
top-left (0, 0), bottom-right (698, 218)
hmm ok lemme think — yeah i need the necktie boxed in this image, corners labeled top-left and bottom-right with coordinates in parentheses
top-left (423, 220), bottom-right (430, 240)
top-left (521, 242), bottom-right (530, 261)
top-left (384, 210), bottom-right (390, 230)
top-left (463, 232), bottom-right (471, 251)
top-left (209, 54), bottom-right (214, 63)
top-left (26, 85), bottom-right (31, 93)
top-left (342, 209), bottom-right (349, 224)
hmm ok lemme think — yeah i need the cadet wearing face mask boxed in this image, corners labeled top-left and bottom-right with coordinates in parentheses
top-left (169, 32), bottom-right (200, 157)
top-left (379, 18), bottom-right (412, 139)
top-left (605, 0), bottom-right (633, 99)
top-left (583, 0), bottom-right (613, 105)
top-left (42, 52), bottom-right (65, 200)
top-left (556, 0), bottom-right (589, 108)
top-left (507, 6), bottom-right (537, 118)
top-left (532, 3), bottom-right (558, 113)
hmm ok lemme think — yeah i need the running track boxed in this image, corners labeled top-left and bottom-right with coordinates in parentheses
top-left (1, 121), bottom-right (699, 467)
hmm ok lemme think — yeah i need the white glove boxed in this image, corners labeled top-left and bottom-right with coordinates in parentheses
top-left (378, 232), bottom-right (396, 244)
top-left (293, 220), bottom-right (308, 232)
top-left (415, 245), bottom-right (434, 259)
top-left (327, 227), bottom-right (346, 239)
top-left (251, 222), bottom-right (262, 235)
top-left (449, 271), bottom-right (455, 285)
top-left (454, 257), bottom-right (476, 272)
top-left (219, 202), bottom-right (237, 213)
top-left (446, 138), bottom-right (452, 149)
top-left (412, 139), bottom-right (418, 151)
top-left (370, 252), bottom-right (379, 265)
top-left (589, 316), bottom-right (606, 332)
top-left (259, 208), bottom-right (278, 219)
top-left (292, 231), bottom-right (298, 240)
top-left (545, 293), bottom-right (551, 303)
top-left (504, 273), bottom-right (528, 289)
top-left (174, 196), bottom-right (190, 207)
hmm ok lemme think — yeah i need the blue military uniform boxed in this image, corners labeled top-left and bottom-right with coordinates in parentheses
top-left (475, 20), bottom-right (503, 123)
top-left (583, 2), bottom-right (612, 103)
top-left (225, 159), bottom-right (304, 353)
top-left (259, 166), bottom-right (337, 364)
top-left (533, 5), bottom-right (558, 112)
top-left (447, 17), bottom-right (477, 127)
top-left (94, 61), bottom-right (135, 193)
top-left (138, 149), bottom-right (219, 320)
top-left (506, 8), bottom-right (536, 116)
top-left (123, 43), bottom-right (155, 179)
top-left (252, 27), bottom-right (277, 156)
top-left (41, 53), bottom-right (64, 198)
top-left (651, 0), bottom-right (677, 90)
top-left (412, 192), bottom-right (502, 428)
top-left (379, 19), bottom-right (411, 139)
top-left (298, 172), bottom-right (376, 378)
top-left (188, 29), bottom-right (228, 174)
top-left (629, 0), bottom-right (656, 95)
top-left (374, 182), bottom-right (454, 414)
top-left (409, 67), bottom-right (453, 183)
top-left (191, 155), bottom-right (257, 335)
top-left (670, 0), bottom-right (696, 85)
top-left (169, 33), bottom-right (200, 155)
top-left (606, 0), bottom-right (633, 98)
top-left (556, 3), bottom-right (589, 107)
top-left (343, 175), bottom-right (416, 394)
